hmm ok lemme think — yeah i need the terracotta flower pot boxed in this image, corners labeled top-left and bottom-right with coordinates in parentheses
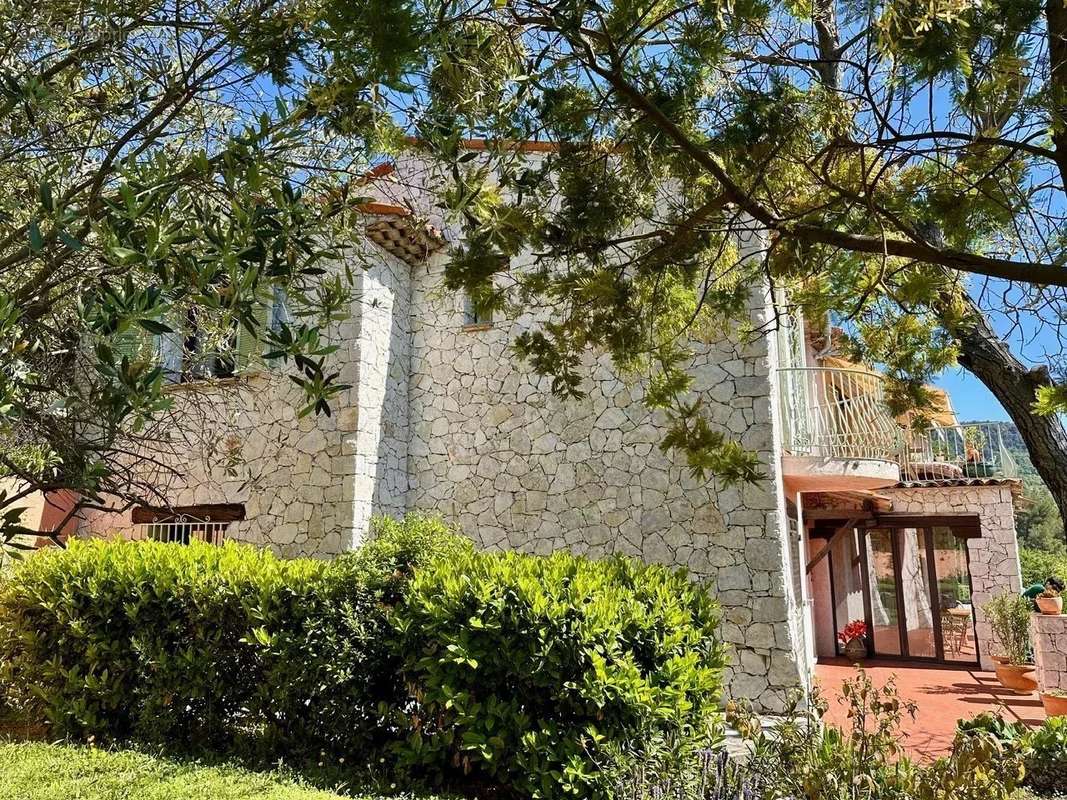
top-left (1041, 692), bottom-right (1067, 717)
top-left (995, 663), bottom-right (1038, 693)
top-left (843, 638), bottom-right (866, 662)
top-left (991, 654), bottom-right (1010, 665)
top-left (1037, 595), bottom-right (1064, 615)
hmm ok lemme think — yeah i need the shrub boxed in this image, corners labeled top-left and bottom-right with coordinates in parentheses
top-left (0, 515), bottom-right (724, 800)
top-left (956, 712), bottom-right (1028, 746)
top-left (1025, 716), bottom-right (1067, 794)
top-left (982, 592), bottom-right (1033, 664)
top-left (257, 514), bottom-right (471, 763)
top-left (0, 514), bottom-right (466, 759)
top-left (614, 671), bottom-right (1026, 800)
top-left (0, 537), bottom-right (325, 747)
top-left (389, 548), bottom-right (726, 800)
top-left (1021, 548), bottom-right (1067, 589)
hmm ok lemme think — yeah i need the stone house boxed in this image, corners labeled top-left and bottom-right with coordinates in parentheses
top-left (75, 148), bottom-right (1024, 712)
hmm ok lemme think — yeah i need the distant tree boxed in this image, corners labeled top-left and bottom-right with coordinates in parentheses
top-left (1016, 480), bottom-right (1066, 555)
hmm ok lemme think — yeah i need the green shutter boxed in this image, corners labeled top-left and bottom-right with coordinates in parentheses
top-left (111, 327), bottom-right (141, 361)
top-left (235, 295), bottom-right (272, 373)
top-left (112, 324), bottom-right (157, 363)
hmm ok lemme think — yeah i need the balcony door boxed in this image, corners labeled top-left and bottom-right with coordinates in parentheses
top-left (859, 523), bottom-right (979, 664)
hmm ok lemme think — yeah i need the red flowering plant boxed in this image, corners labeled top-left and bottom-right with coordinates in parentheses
top-left (837, 619), bottom-right (868, 645)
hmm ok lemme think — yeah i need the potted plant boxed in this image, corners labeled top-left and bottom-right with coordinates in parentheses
top-left (837, 619), bottom-right (868, 662)
top-left (962, 427), bottom-right (994, 476)
top-left (983, 592), bottom-right (1038, 692)
top-left (1037, 586), bottom-right (1064, 615)
top-left (1040, 689), bottom-right (1067, 717)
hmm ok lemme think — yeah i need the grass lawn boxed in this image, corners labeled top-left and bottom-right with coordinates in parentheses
top-left (0, 741), bottom-right (439, 800)
top-left (0, 740), bottom-right (1062, 800)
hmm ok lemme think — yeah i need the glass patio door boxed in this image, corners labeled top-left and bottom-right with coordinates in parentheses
top-left (865, 529), bottom-right (903, 656)
top-left (930, 527), bottom-right (978, 663)
top-left (860, 525), bottom-right (978, 664)
top-left (898, 528), bottom-right (937, 659)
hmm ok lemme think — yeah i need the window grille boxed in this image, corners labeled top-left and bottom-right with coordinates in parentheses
top-left (130, 504), bottom-right (244, 545)
top-left (137, 516), bottom-right (230, 545)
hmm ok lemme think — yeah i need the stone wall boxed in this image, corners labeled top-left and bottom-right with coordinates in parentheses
top-left (344, 251), bottom-right (412, 548)
top-left (1032, 613), bottom-right (1067, 693)
top-left (406, 257), bottom-right (806, 712)
top-left (879, 483), bottom-right (1022, 670)
top-left (78, 241), bottom-right (413, 557)
top-left (79, 360), bottom-right (354, 557)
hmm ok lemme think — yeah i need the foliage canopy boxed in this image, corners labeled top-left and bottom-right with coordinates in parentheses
top-left (3, 0), bottom-right (1067, 531)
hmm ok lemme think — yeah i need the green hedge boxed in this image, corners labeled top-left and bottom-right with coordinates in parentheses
top-left (1019, 547), bottom-right (1067, 587)
top-left (0, 534), bottom-right (325, 748)
top-left (391, 548), bottom-right (725, 798)
top-left (0, 515), bottom-right (724, 800)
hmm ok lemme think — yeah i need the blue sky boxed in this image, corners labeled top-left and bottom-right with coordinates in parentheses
top-left (932, 286), bottom-right (1061, 423)
top-left (934, 369), bottom-right (1009, 422)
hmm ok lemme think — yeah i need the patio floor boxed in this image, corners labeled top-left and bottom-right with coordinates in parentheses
top-left (815, 658), bottom-right (1047, 759)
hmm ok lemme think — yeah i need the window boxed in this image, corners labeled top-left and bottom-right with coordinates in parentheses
top-left (165, 307), bottom-right (238, 382)
top-left (268, 285), bottom-right (292, 332)
top-left (462, 293), bottom-right (491, 328)
top-left (120, 288), bottom-right (291, 385)
top-left (131, 503), bottom-right (245, 546)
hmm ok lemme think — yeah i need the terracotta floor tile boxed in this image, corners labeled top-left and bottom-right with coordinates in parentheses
top-left (815, 658), bottom-right (1047, 759)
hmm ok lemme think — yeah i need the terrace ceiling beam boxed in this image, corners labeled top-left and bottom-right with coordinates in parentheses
top-left (805, 516), bottom-right (862, 574)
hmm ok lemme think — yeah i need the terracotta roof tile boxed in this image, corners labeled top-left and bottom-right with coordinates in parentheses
top-left (893, 476), bottom-right (1023, 496)
top-left (364, 215), bottom-right (446, 267)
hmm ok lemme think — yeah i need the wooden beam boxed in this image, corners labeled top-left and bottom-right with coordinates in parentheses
top-left (836, 490), bottom-right (894, 513)
top-left (806, 517), bottom-right (861, 574)
top-left (802, 509), bottom-right (876, 522)
top-left (132, 503), bottom-right (246, 524)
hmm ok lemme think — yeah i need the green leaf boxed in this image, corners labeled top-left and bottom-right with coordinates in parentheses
top-left (107, 246), bottom-right (142, 264)
top-left (39, 181), bottom-right (53, 212)
top-left (27, 220), bottom-right (43, 252)
top-left (57, 229), bottom-right (82, 251)
top-left (136, 319), bottom-right (172, 335)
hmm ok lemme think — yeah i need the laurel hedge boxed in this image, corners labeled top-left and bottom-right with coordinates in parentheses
top-left (0, 515), bottom-right (725, 799)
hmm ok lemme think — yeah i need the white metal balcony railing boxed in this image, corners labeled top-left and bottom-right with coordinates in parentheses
top-left (779, 367), bottom-right (903, 461)
top-left (779, 367), bottom-right (1018, 480)
top-left (131, 517), bottom-right (229, 546)
top-left (902, 422), bottom-right (1019, 481)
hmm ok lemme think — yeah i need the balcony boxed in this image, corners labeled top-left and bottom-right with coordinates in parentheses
top-left (901, 422), bottom-right (1019, 481)
top-left (778, 367), bottom-right (1018, 493)
top-left (778, 367), bottom-right (904, 492)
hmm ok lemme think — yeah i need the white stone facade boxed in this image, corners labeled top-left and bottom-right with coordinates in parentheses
top-left (1032, 614), bottom-right (1067, 693)
top-left (80, 241), bottom-right (413, 559)
top-left (346, 252), bottom-right (413, 547)
top-left (75, 159), bottom-right (1021, 714)
top-left (405, 260), bottom-right (806, 711)
top-left (77, 249), bottom-right (810, 711)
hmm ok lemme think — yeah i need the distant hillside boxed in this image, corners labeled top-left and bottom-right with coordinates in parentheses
top-left (971, 420), bottom-right (1067, 553)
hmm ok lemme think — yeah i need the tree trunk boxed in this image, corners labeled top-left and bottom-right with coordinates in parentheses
top-left (953, 305), bottom-right (1067, 540)
top-left (1046, 0), bottom-right (1067, 188)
